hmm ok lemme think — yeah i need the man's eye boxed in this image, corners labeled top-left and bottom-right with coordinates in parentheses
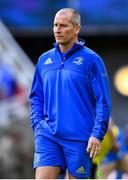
top-left (61, 24), bottom-right (68, 27)
top-left (54, 24), bottom-right (68, 28)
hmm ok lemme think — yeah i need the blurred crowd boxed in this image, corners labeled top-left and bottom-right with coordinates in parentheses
top-left (0, 61), bottom-right (34, 178)
top-left (0, 120), bottom-right (34, 178)
top-left (0, 63), bottom-right (21, 100)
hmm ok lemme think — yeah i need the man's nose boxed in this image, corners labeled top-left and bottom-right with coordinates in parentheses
top-left (55, 26), bottom-right (61, 33)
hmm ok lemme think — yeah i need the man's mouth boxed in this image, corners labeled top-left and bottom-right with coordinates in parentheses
top-left (55, 36), bottom-right (63, 38)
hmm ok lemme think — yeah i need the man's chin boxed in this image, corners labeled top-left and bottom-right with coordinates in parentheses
top-left (56, 40), bottom-right (61, 43)
top-left (55, 39), bottom-right (64, 44)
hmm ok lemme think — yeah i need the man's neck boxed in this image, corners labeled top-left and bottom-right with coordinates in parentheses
top-left (59, 38), bottom-right (78, 53)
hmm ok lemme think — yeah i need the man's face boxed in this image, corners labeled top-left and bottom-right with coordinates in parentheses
top-left (53, 13), bottom-right (78, 46)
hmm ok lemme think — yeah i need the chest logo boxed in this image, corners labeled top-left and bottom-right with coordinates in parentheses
top-left (73, 57), bottom-right (84, 65)
top-left (44, 58), bottom-right (53, 65)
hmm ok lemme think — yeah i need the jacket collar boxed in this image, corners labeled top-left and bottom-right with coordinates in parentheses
top-left (53, 38), bottom-right (85, 58)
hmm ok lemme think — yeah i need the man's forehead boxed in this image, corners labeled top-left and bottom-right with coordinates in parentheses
top-left (54, 16), bottom-right (72, 25)
top-left (55, 11), bottom-right (72, 19)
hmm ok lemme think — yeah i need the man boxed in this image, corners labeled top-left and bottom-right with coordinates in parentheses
top-left (29, 8), bottom-right (111, 179)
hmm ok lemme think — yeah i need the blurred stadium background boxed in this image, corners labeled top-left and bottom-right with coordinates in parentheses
top-left (0, 0), bottom-right (128, 178)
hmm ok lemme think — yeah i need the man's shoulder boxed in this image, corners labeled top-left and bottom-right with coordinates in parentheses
top-left (83, 46), bottom-right (100, 58)
top-left (37, 48), bottom-right (55, 64)
top-left (82, 46), bottom-right (103, 65)
top-left (39, 48), bottom-right (55, 59)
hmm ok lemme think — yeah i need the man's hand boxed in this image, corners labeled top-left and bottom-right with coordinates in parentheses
top-left (86, 136), bottom-right (101, 158)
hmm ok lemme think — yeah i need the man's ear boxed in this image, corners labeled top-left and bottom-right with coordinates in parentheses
top-left (74, 25), bottom-right (80, 35)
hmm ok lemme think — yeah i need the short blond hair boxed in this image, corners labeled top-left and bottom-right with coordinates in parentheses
top-left (56, 8), bottom-right (81, 25)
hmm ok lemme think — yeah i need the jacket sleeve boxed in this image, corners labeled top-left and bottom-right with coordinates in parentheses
top-left (89, 55), bottom-right (112, 141)
top-left (29, 59), bottom-right (44, 133)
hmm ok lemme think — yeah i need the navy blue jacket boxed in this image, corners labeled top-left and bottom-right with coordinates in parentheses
top-left (29, 40), bottom-right (111, 141)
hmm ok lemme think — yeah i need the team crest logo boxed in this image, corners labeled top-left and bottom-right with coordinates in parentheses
top-left (73, 57), bottom-right (84, 65)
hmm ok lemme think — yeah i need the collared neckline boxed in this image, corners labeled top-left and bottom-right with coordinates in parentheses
top-left (53, 38), bottom-right (85, 49)
top-left (53, 38), bottom-right (85, 59)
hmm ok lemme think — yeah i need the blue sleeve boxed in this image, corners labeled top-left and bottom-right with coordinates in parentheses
top-left (29, 59), bottom-right (44, 132)
top-left (89, 55), bottom-right (112, 141)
